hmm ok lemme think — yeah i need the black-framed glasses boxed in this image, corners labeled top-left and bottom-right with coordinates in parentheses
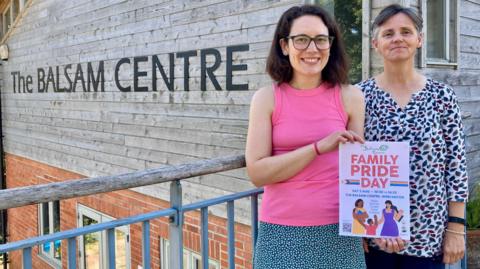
top-left (285, 34), bottom-right (334, 50)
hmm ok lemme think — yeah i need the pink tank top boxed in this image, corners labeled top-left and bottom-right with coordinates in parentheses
top-left (260, 82), bottom-right (348, 226)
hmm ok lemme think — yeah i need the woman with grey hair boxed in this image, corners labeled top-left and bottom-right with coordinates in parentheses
top-left (357, 4), bottom-right (468, 269)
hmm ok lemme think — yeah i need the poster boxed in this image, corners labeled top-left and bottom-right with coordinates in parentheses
top-left (339, 142), bottom-right (410, 240)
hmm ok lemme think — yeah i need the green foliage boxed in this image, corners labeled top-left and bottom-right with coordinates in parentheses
top-left (467, 184), bottom-right (480, 230)
top-left (334, 0), bottom-right (363, 84)
top-left (314, 0), bottom-right (363, 83)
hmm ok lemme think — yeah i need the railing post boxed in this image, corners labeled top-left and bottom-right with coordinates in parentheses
top-left (142, 221), bottom-right (151, 269)
top-left (22, 247), bottom-right (32, 269)
top-left (169, 180), bottom-right (183, 269)
top-left (251, 194), bottom-right (259, 251)
top-left (227, 201), bottom-right (235, 269)
top-left (200, 207), bottom-right (209, 269)
top-left (67, 238), bottom-right (77, 269)
top-left (107, 228), bottom-right (116, 269)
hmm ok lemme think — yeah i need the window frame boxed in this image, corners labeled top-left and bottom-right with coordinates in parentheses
top-left (0, 0), bottom-right (29, 41)
top-left (2, 1), bottom-right (11, 38)
top-left (160, 238), bottom-right (220, 269)
top-left (191, 252), bottom-right (220, 269)
top-left (421, 0), bottom-right (459, 67)
top-left (77, 204), bottom-right (131, 269)
top-left (38, 201), bottom-right (62, 269)
top-left (362, 0), bottom-right (370, 80)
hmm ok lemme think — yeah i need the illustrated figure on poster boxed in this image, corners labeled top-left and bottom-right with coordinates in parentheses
top-left (365, 215), bottom-right (379, 236)
top-left (378, 200), bottom-right (403, 237)
top-left (352, 199), bottom-right (369, 235)
top-left (391, 204), bottom-right (404, 222)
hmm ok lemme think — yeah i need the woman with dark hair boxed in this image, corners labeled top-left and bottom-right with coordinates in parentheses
top-left (378, 200), bottom-right (403, 237)
top-left (358, 4), bottom-right (468, 269)
top-left (353, 199), bottom-right (369, 234)
top-left (246, 4), bottom-right (365, 269)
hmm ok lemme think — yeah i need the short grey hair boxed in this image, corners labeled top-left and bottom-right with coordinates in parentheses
top-left (371, 4), bottom-right (423, 38)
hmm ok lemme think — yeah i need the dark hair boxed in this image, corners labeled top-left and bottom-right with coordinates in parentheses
top-left (367, 219), bottom-right (373, 224)
top-left (355, 199), bottom-right (364, 207)
top-left (266, 5), bottom-right (349, 85)
top-left (372, 4), bottom-right (423, 38)
top-left (385, 200), bottom-right (393, 206)
top-left (391, 205), bottom-right (399, 213)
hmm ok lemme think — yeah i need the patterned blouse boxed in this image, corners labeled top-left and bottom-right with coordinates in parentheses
top-left (358, 78), bottom-right (469, 258)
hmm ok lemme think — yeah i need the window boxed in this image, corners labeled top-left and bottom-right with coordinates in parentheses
top-left (160, 238), bottom-right (220, 269)
top-left (0, 0), bottom-right (29, 39)
top-left (424, 0), bottom-right (458, 65)
top-left (2, 4), bottom-right (11, 37)
top-left (77, 205), bottom-right (130, 269)
top-left (38, 201), bottom-right (61, 267)
top-left (312, 0), bottom-right (363, 83)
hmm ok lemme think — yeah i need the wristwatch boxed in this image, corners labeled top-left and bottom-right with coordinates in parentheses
top-left (448, 216), bottom-right (466, 226)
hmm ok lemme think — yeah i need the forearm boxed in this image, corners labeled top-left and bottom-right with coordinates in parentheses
top-left (247, 143), bottom-right (317, 187)
top-left (443, 201), bottom-right (466, 265)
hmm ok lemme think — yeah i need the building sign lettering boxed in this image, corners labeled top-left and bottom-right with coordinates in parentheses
top-left (10, 44), bottom-right (250, 93)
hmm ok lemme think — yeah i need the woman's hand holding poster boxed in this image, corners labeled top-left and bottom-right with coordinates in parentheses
top-left (339, 142), bottom-right (410, 240)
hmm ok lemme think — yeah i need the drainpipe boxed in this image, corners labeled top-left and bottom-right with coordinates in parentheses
top-left (0, 61), bottom-right (7, 268)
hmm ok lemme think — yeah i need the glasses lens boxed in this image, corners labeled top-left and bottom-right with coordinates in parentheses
top-left (314, 36), bottom-right (331, 50)
top-left (292, 36), bottom-right (310, 50)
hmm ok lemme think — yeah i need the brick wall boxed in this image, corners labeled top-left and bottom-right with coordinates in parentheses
top-left (5, 153), bottom-right (253, 269)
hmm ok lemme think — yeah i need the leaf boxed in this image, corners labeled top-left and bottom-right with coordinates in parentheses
top-left (467, 184), bottom-right (480, 229)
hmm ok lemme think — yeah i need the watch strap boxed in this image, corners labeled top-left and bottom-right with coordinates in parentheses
top-left (448, 216), bottom-right (466, 226)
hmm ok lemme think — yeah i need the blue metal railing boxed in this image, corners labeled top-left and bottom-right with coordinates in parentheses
top-left (0, 151), bottom-right (468, 269)
top-left (0, 179), bottom-right (263, 268)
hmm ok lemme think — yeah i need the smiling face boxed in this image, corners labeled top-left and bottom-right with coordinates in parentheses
top-left (372, 13), bottom-right (422, 63)
top-left (280, 15), bottom-right (330, 86)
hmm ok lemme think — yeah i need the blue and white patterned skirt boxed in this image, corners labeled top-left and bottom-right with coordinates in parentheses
top-left (253, 222), bottom-right (366, 269)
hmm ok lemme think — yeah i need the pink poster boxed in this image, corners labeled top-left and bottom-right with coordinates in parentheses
top-left (339, 142), bottom-right (410, 240)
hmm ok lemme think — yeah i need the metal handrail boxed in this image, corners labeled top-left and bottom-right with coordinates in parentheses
top-left (0, 209), bottom-right (178, 253)
top-left (0, 187), bottom-right (263, 268)
top-left (0, 154), bottom-right (468, 269)
top-left (0, 154), bottom-right (259, 269)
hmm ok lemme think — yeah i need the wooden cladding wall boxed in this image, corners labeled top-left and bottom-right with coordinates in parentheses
top-left (0, 0), bottom-right (299, 221)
